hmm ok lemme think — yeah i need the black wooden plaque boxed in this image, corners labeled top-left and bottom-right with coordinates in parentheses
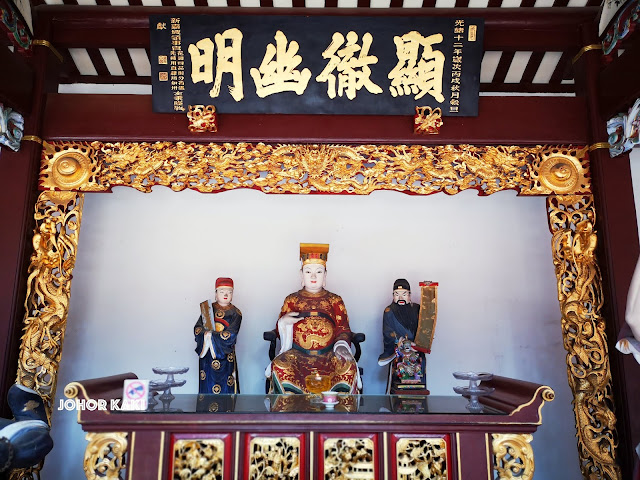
top-left (150, 15), bottom-right (484, 116)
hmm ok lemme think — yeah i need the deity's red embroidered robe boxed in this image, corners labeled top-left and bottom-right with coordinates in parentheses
top-left (270, 289), bottom-right (359, 394)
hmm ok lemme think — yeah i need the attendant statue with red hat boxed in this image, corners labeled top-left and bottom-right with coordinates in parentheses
top-left (194, 277), bottom-right (242, 394)
top-left (266, 244), bottom-right (361, 394)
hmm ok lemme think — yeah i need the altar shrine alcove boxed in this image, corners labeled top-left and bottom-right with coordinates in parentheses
top-left (42, 186), bottom-right (574, 479)
top-left (1, 2), bottom-right (640, 480)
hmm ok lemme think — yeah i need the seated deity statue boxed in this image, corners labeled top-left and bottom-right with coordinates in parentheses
top-left (194, 277), bottom-right (242, 394)
top-left (378, 279), bottom-right (429, 395)
top-left (266, 243), bottom-right (361, 394)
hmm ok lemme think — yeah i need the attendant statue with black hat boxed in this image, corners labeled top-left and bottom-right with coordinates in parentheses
top-left (378, 279), bottom-right (431, 395)
top-left (194, 277), bottom-right (242, 394)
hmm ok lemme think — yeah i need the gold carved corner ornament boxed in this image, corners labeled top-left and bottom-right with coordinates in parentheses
top-left (84, 432), bottom-right (128, 480)
top-left (39, 142), bottom-right (590, 196)
top-left (187, 105), bottom-right (218, 133)
top-left (173, 439), bottom-right (224, 479)
top-left (414, 106), bottom-right (443, 135)
top-left (547, 195), bottom-right (621, 480)
top-left (16, 191), bottom-right (84, 421)
top-left (491, 433), bottom-right (534, 480)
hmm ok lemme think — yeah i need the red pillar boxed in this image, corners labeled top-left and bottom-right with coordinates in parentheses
top-left (573, 21), bottom-right (640, 479)
top-left (0, 14), bottom-right (60, 416)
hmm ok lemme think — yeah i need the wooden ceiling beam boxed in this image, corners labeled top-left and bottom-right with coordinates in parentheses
top-left (42, 93), bottom-right (588, 145)
top-left (36, 5), bottom-right (597, 51)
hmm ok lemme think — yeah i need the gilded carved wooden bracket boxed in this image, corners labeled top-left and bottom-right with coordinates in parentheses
top-left (187, 105), bottom-right (218, 133)
top-left (414, 106), bottom-right (443, 134)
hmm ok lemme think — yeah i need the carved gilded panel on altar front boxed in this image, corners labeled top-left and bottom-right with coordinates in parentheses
top-left (392, 434), bottom-right (449, 480)
top-left (171, 437), bottom-right (226, 480)
top-left (247, 434), bottom-right (303, 480)
top-left (320, 434), bottom-right (377, 480)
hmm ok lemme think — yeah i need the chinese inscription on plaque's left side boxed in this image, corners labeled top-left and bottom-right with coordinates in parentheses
top-left (159, 18), bottom-right (186, 112)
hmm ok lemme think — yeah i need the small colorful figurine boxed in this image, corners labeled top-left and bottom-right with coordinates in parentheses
top-left (194, 277), bottom-right (242, 394)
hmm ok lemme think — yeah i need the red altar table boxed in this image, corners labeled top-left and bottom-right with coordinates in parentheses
top-left (65, 373), bottom-right (553, 480)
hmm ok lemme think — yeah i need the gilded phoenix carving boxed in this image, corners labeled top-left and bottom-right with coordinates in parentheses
top-left (492, 434), bottom-right (534, 480)
top-left (16, 191), bottom-right (84, 420)
top-left (173, 439), bottom-right (224, 479)
top-left (248, 437), bottom-right (300, 479)
top-left (396, 437), bottom-right (447, 480)
top-left (84, 432), bottom-right (128, 480)
top-left (39, 142), bottom-right (590, 196)
top-left (547, 195), bottom-right (620, 480)
top-left (323, 438), bottom-right (375, 480)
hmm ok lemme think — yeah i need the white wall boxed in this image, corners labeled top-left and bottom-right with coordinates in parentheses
top-left (42, 186), bottom-right (582, 479)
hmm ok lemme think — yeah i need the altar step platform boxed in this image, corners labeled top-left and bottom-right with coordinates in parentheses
top-left (65, 373), bottom-right (554, 480)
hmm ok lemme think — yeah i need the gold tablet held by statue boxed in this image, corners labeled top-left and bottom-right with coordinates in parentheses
top-left (415, 281), bottom-right (438, 352)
